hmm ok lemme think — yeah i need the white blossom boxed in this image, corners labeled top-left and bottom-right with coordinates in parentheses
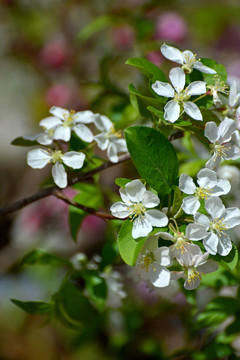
top-left (110, 179), bottom-right (168, 239)
top-left (171, 243), bottom-right (219, 290)
top-left (94, 114), bottom-right (127, 163)
top-left (135, 236), bottom-right (171, 288)
top-left (207, 75), bottom-right (229, 105)
top-left (194, 196), bottom-right (240, 256)
top-left (217, 81), bottom-right (240, 119)
top-left (179, 168), bottom-right (231, 215)
top-left (204, 117), bottom-right (240, 169)
top-left (160, 43), bottom-right (217, 74)
top-left (152, 67), bottom-right (206, 123)
top-left (44, 106), bottom-right (95, 142)
top-left (27, 148), bottom-right (85, 188)
top-left (101, 271), bottom-right (127, 308)
top-left (156, 223), bottom-right (207, 263)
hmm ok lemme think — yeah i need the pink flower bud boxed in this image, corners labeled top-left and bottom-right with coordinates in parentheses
top-left (45, 84), bottom-right (71, 107)
top-left (40, 41), bottom-right (68, 68)
top-left (146, 51), bottom-right (164, 67)
top-left (155, 12), bottom-right (187, 42)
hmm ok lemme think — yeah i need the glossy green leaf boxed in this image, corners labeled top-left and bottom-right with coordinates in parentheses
top-left (117, 219), bottom-right (146, 266)
top-left (201, 58), bottom-right (227, 84)
top-left (77, 15), bottom-right (115, 42)
top-left (126, 58), bottom-right (167, 81)
top-left (129, 83), bottom-right (164, 117)
top-left (69, 183), bottom-right (103, 242)
top-left (125, 126), bottom-right (178, 196)
top-left (169, 186), bottom-right (182, 217)
top-left (11, 136), bottom-right (38, 147)
top-left (115, 178), bottom-right (132, 188)
top-left (11, 299), bottom-right (53, 315)
top-left (82, 270), bottom-right (107, 311)
top-left (214, 243), bottom-right (239, 271)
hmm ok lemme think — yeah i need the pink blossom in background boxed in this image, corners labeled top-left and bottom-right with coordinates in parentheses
top-left (111, 25), bottom-right (135, 50)
top-left (227, 61), bottom-right (240, 80)
top-left (40, 40), bottom-right (69, 68)
top-left (155, 12), bottom-right (187, 42)
top-left (45, 84), bottom-right (72, 107)
top-left (81, 215), bottom-right (106, 235)
top-left (146, 51), bottom-right (164, 67)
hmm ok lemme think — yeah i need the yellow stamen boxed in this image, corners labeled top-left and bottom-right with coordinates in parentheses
top-left (195, 187), bottom-right (213, 200)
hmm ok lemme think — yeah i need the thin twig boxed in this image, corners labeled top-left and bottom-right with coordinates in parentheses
top-left (0, 154), bottom-right (131, 215)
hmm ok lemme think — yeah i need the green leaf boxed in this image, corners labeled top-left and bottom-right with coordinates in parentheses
top-left (100, 241), bottom-right (118, 270)
top-left (11, 299), bottom-right (53, 315)
top-left (125, 126), bottom-right (178, 196)
top-left (82, 270), bottom-right (107, 311)
top-left (77, 15), bottom-right (115, 42)
top-left (214, 243), bottom-right (239, 271)
top-left (69, 183), bottom-right (103, 242)
top-left (115, 178), bottom-right (132, 187)
top-left (169, 186), bottom-right (182, 217)
top-left (201, 58), bottom-right (227, 84)
top-left (54, 279), bottom-right (96, 329)
top-left (128, 83), bottom-right (164, 117)
top-left (11, 136), bottom-right (38, 147)
top-left (21, 249), bottom-right (70, 267)
top-left (117, 220), bottom-right (146, 266)
top-left (126, 58), bottom-right (167, 81)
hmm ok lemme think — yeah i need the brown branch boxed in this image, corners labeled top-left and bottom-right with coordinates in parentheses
top-left (0, 154), bottom-right (131, 215)
top-left (53, 190), bottom-right (116, 220)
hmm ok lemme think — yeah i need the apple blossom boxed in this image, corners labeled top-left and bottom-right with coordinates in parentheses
top-left (94, 114), bottom-right (127, 163)
top-left (110, 179), bottom-right (168, 239)
top-left (135, 236), bottom-right (171, 288)
top-left (194, 196), bottom-right (240, 256)
top-left (204, 117), bottom-right (240, 169)
top-left (207, 75), bottom-right (229, 105)
top-left (179, 168), bottom-right (231, 215)
top-left (152, 67), bottom-right (206, 123)
top-left (160, 43), bottom-right (217, 74)
top-left (171, 243), bottom-right (219, 290)
top-left (27, 148), bottom-right (85, 188)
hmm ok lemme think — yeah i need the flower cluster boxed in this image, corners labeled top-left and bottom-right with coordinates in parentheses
top-left (26, 106), bottom-right (127, 188)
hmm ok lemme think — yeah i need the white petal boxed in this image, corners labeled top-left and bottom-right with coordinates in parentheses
top-left (94, 114), bottom-right (112, 132)
top-left (218, 118), bottom-right (236, 142)
top-left (205, 197), bottom-right (225, 219)
top-left (217, 234), bottom-right (232, 256)
top-left (204, 122), bottom-right (219, 143)
top-left (39, 116), bottom-right (63, 129)
top-left (205, 154), bottom-right (221, 170)
top-left (72, 110), bottom-right (95, 124)
top-left (151, 81), bottom-right (174, 97)
top-left (149, 266), bottom-right (170, 288)
top-left (73, 124), bottom-right (94, 142)
top-left (203, 232), bottom-right (219, 255)
top-left (181, 196), bottom-right (200, 215)
top-left (197, 168), bottom-right (217, 188)
top-left (140, 236), bottom-right (158, 254)
top-left (182, 50), bottom-right (195, 62)
top-left (114, 138), bottom-right (127, 153)
top-left (197, 259), bottom-right (219, 274)
top-left (184, 276), bottom-right (201, 290)
top-left (110, 202), bottom-right (131, 218)
top-left (27, 149), bottom-right (51, 169)
top-left (37, 133), bottom-right (53, 145)
top-left (54, 126), bottom-right (71, 142)
top-left (61, 151), bottom-right (85, 169)
top-left (171, 271), bottom-right (185, 280)
top-left (183, 102), bottom-right (203, 121)
top-left (179, 174), bottom-right (196, 194)
top-left (211, 179), bottom-right (231, 196)
top-left (155, 232), bottom-right (174, 241)
top-left (132, 216), bottom-right (152, 239)
top-left (52, 163), bottom-right (67, 188)
top-left (49, 106), bottom-right (69, 120)
top-left (229, 81), bottom-right (239, 107)
top-left (160, 43), bottom-right (184, 64)
top-left (186, 223), bottom-right (208, 241)
top-left (169, 67), bottom-right (185, 92)
top-left (193, 61), bottom-right (217, 74)
top-left (145, 210), bottom-right (169, 227)
top-left (107, 142), bottom-right (118, 163)
top-left (141, 190), bottom-right (160, 208)
top-left (224, 143), bottom-right (240, 160)
top-left (186, 81), bottom-right (206, 96)
top-left (194, 213), bottom-right (210, 228)
top-left (125, 180), bottom-right (146, 203)
top-left (95, 133), bottom-right (109, 150)
top-left (154, 247), bottom-right (171, 266)
top-left (223, 207), bottom-right (240, 228)
top-left (164, 100), bottom-right (180, 123)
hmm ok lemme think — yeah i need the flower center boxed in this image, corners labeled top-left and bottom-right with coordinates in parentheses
top-left (208, 76), bottom-right (229, 96)
top-left (171, 232), bottom-right (188, 254)
top-left (106, 126), bottom-right (122, 139)
top-left (174, 89), bottom-right (191, 103)
top-left (182, 53), bottom-right (198, 73)
top-left (129, 203), bottom-right (146, 221)
top-left (214, 143), bottom-right (230, 158)
top-left (187, 267), bottom-right (202, 284)
top-left (210, 217), bottom-right (229, 236)
top-left (139, 251), bottom-right (156, 272)
top-left (195, 187), bottom-right (212, 200)
top-left (51, 150), bottom-right (63, 164)
top-left (63, 110), bottom-right (75, 127)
